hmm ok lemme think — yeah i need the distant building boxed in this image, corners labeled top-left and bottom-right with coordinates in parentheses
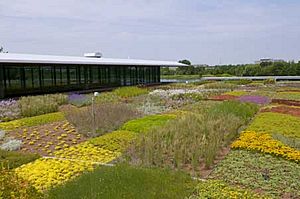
top-left (0, 53), bottom-right (185, 98)
top-left (255, 58), bottom-right (285, 64)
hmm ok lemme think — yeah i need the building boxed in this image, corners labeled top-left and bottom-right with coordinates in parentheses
top-left (0, 53), bottom-right (185, 98)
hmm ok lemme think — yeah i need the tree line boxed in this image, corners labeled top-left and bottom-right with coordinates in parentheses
top-left (161, 60), bottom-right (300, 76)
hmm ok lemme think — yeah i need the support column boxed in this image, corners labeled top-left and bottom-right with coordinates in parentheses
top-left (0, 65), bottom-right (4, 98)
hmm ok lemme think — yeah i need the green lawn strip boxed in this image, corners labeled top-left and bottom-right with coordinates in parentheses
top-left (120, 114), bottom-right (177, 134)
top-left (0, 112), bottom-right (65, 131)
top-left (209, 150), bottom-right (300, 198)
top-left (45, 164), bottom-right (196, 199)
top-left (0, 149), bottom-right (40, 169)
top-left (246, 112), bottom-right (300, 139)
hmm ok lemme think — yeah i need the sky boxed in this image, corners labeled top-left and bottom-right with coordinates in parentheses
top-left (0, 0), bottom-right (300, 65)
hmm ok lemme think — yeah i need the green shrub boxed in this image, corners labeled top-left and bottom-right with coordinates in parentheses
top-left (0, 169), bottom-right (42, 199)
top-left (0, 112), bottom-right (65, 131)
top-left (0, 150), bottom-right (40, 169)
top-left (46, 165), bottom-right (196, 199)
top-left (63, 103), bottom-right (140, 137)
top-left (246, 112), bottom-right (300, 139)
top-left (113, 86), bottom-right (148, 98)
top-left (19, 94), bottom-right (68, 117)
top-left (120, 114), bottom-right (177, 134)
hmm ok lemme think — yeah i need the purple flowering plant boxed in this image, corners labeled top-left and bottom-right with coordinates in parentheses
top-left (238, 95), bottom-right (270, 105)
top-left (68, 93), bottom-right (92, 107)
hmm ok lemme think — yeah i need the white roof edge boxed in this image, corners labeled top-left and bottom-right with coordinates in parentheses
top-left (0, 53), bottom-right (186, 67)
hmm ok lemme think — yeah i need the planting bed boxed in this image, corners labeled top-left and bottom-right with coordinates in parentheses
top-left (1, 84), bottom-right (300, 198)
top-left (209, 94), bottom-right (238, 101)
top-left (9, 121), bottom-right (86, 156)
top-left (261, 105), bottom-right (300, 117)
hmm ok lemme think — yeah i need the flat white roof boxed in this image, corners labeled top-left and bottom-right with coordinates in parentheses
top-left (0, 53), bottom-right (186, 67)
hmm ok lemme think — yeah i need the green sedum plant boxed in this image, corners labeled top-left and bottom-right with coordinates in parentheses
top-left (0, 112), bottom-right (65, 131)
top-left (247, 112), bottom-right (300, 139)
top-left (120, 114), bottom-right (177, 134)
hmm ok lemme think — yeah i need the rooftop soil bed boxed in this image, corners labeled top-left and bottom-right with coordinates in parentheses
top-left (208, 94), bottom-right (238, 101)
top-left (9, 121), bottom-right (86, 156)
top-left (261, 105), bottom-right (300, 117)
top-left (272, 99), bottom-right (300, 106)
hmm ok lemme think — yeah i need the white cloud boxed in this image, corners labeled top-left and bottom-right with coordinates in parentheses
top-left (0, 0), bottom-right (300, 64)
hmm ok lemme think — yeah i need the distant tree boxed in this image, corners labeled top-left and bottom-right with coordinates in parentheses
top-left (0, 46), bottom-right (8, 53)
top-left (178, 59), bottom-right (191, 65)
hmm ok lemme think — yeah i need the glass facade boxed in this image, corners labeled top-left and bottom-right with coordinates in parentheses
top-left (0, 63), bottom-right (160, 98)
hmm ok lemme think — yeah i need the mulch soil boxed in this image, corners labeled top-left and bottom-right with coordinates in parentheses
top-left (208, 95), bottom-right (238, 101)
top-left (9, 121), bottom-right (86, 156)
top-left (272, 99), bottom-right (300, 107)
top-left (261, 105), bottom-right (300, 118)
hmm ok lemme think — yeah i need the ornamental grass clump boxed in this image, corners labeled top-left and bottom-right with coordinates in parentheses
top-left (126, 101), bottom-right (258, 173)
top-left (19, 94), bottom-right (68, 117)
top-left (113, 86), bottom-right (148, 98)
top-left (63, 103), bottom-right (140, 137)
top-left (0, 99), bottom-right (20, 122)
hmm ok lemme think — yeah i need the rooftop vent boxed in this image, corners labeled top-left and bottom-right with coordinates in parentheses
top-left (84, 52), bottom-right (102, 58)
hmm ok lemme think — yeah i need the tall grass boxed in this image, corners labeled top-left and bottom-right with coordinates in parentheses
top-left (113, 86), bottom-right (148, 98)
top-left (19, 94), bottom-right (68, 117)
top-left (63, 103), bottom-right (140, 137)
top-left (126, 101), bottom-right (258, 175)
top-left (46, 164), bottom-right (196, 199)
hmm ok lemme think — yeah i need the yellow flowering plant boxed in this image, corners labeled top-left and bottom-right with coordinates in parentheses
top-left (231, 131), bottom-right (300, 162)
top-left (15, 158), bottom-right (94, 191)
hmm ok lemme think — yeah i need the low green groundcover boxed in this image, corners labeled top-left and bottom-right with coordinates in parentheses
top-left (120, 114), bottom-right (176, 134)
top-left (46, 164), bottom-right (196, 199)
top-left (210, 150), bottom-right (300, 198)
top-left (247, 112), bottom-right (300, 138)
